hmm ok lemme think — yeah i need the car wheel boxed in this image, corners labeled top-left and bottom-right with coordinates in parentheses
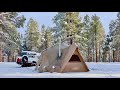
top-left (32, 61), bottom-right (37, 66)
top-left (22, 56), bottom-right (28, 67)
top-left (21, 64), bottom-right (25, 67)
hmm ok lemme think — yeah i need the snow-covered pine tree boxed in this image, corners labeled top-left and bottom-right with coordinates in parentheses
top-left (25, 18), bottom-right (41, 52)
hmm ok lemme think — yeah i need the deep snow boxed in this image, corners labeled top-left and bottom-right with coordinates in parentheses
top-left (0, 62), bottom-right (120, 78)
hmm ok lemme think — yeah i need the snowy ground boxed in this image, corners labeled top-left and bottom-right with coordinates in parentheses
top-left (0, 62), bottom-right (120, 78)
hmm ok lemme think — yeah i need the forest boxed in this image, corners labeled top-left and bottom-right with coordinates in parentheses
top-left (0, 12), bottom-right (120, 62)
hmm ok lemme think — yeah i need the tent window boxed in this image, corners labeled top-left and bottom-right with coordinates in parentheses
top-left (69, 55), bottom-right (81, 62)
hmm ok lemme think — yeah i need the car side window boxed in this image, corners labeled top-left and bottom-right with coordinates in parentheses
top-left (28, 55), bottom-right (35, 58)
top-left (19, 52), bottom-right (27, 56)
top-left (28, 53), bottom-right (36, 55)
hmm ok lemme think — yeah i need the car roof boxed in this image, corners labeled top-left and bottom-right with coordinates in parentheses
top-left (22, 51), bottom-right (37, 53)
top-left (22, 51), bottom-right (41, 54)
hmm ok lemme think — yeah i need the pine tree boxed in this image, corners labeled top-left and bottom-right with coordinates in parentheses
top-left (39, 24), bottom-right (46, 51)
top-left (0, 22), bottom-right (24, 62)
top-left (45, 27), bottom-right (53, 49)
top-left (0, 12), bottom-right (26, 47)
top-left (102, 35), bottom-right (112, 62)
top-left (52, 12), bottom-right (66, 43)
top-left (91, 14), bottom-right (105, 62)
top-left (52, 12), bottom-right (106, 62)
top-left (40, 26), bottom-right (53, 51)
top-left (52, 12), bottom-right (82, 44)
top-left (82, 15), bottom-right (92, 62)
top-left (25, 18), bottom-right (40, 52)
top-left (109, 12), bottom-right (120, 62)
top-left (63, 12), bottom-right (81, 37)
top-left (0, 12), bottom-right (26, 62)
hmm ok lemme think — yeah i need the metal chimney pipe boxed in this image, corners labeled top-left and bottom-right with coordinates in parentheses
top-left (58, 37), bottom-right (61, 57)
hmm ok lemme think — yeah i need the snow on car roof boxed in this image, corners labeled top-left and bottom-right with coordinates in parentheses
top-left (22, 51), bottom-right (37, 53)
top-left (22, 51), bottom-right (41, 56)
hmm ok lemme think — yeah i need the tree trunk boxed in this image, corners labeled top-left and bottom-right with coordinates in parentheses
top-left (0, 48), bottom-right (2, 62)
top-left (87, 45), bottom-right (90, 62)
top-left (118, 46), bottom-right (120, 62)
top-left (94, 25), bottom-right (97, 62)
top-left (7, 51), bottom-right (11, 62)
top-left (113, 50), bottom-right (115, 62)
top-left (109, 50), bottom-right (111, 62)
top-left (7, 55), bottom-right (9, 62)
top-left (117, 45), bottom-right (119, 62)
top-left (93, 44), bottom-right (95, 62)
top-left (95, 42), bottom-right (98, 62)
top-left (99, 43), bottom-right (101, 62)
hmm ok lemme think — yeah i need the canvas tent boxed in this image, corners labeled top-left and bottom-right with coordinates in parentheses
top-left (35, 42), bottom-right (89, 73)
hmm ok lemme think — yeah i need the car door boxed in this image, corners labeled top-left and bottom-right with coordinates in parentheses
top-left (27, 55), bottom-right (35, 62)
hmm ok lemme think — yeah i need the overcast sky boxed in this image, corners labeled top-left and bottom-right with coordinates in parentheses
top-left (18, 12), bottom-right (118, 35)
